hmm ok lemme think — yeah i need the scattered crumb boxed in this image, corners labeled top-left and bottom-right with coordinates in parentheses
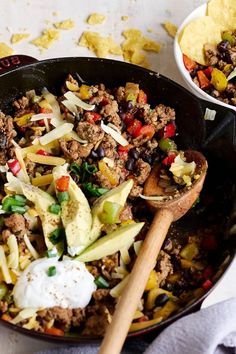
top-left (31, 28), bottom-right (60, 49)
top-left (79, 31), bottom-right (122, 57)
top-left (162, 21), bottom-right (177, 38)
top-left (0, 42), bottom-right (13, 58)
top-left (11, 33), bottom-right (30, 44)
top-left (147, 28), bottom-right (153, 33)
top-left (121, 16), bottom-right (129, 21)
top-left (52, 11), bottom-right (59, 17)
top-left (86, 13), bottom-right (106, 25)
top-left (121, 29), bottom-right (161, 68)
top-left (54, 19), bottom-right (75, 30)
top-left (44, 20), bottom-right (51, 25)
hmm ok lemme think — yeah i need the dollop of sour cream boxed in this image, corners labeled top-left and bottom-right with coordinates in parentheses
top-left (13, 257), bottom-right (96, 309)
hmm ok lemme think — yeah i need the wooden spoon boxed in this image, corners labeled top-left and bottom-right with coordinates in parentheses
top-left (99, 150), bottom-right (207, 354)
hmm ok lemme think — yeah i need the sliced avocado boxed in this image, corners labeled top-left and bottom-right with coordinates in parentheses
top-left (77, 222), bottom-right (144, 262)
top-left (21, 183), bottom-right (63, 254)
top-left (53, 165), bottom-right (92, 256)
top-left (87, 179), bottom-right (134, 246)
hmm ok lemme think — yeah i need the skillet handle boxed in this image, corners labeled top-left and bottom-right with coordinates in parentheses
top-left (0, 55), bottom-right (38, 75)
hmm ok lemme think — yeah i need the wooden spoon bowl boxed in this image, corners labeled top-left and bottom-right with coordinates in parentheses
top-left (99, 150), bottom-right (207, 354)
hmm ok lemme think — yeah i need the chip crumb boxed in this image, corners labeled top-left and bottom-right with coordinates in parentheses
top-left (162, 21), bottom-right (178, 38)
top-left (121, 16), bottom-right (129, 21)
top-left (147, 28), bottom-right (153, 33)
top-left (11, 33), bottom-right (30, 44)
top-left (31, 28), bottom-right (60, 50)
top-left (87, 13), bottom-right (106, 25)
top-left (121, 29), bottom-right (161, 68)
top-left (0, 42), bottom-right (13, 58)
top-left (52, 11), bottom-right (59, 17)
top-left (54, 19), bottom-right (75, 30)
top-left (79, 31), bottom-right (122, 57)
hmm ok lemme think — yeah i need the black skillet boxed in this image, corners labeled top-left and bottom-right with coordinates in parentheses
top-left (0, 55), bottom-right (235, 344)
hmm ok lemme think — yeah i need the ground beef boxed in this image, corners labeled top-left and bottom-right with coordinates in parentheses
top-left (2, 229), bottom-right (11, 243)
top-left (76, 122), bottom-right (104, 144)
top-left (91, 254), bottom-right (118, 281)
top-left (130, 184), bottom-right (143, 198)
top-left (38, 307), bottom-right (73, 331)
top-left (0, 112), bottom-right (16, 164)
top-left (99, 135), bottom-right (117, 158)
top-left (12, 96), bottom-right (30, 110)
top-left (59, 139), bottom-right (93, 160)
top-left (204, 43), bottom-right (219, 66)
top-left (119, 204), bottom-right (133, 222)
top-left (95, 171), bottom-right (117, 189)
top-left (134, 159), bottom-right (151, 185)
top-left (83, 304), bottom-right (111, 336)
top-left (72, 308), bottom-right (86, 327)
top-left (144, 104), bottom-right (175, 132)
top-left (100, 101), bottom-right (121, 127)
top-left (92, 289), bottom-right (110, 301)
top-left (156, 250), bottom-right (174, 286)
top-left (4, 213), bottom-right (27, 238)
top-left (114, 86), bottom-right (125, 102)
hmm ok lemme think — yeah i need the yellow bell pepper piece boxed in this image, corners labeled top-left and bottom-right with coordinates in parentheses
top-left (14, 113), bottom-right (33, 127)
top-left (129, 316), bottom-right (163, 332)
top-left (180, 259), bottom-right (205, 270)
top-left (167, 272), bottom-right (181, 283)
top-left (211, 68), bottom-right (228, 92)
top-left (98, 160), bottom-right (118, 186)
top-left (79, 85), bottom-right (92, 100)
top-left (145, 270), bottom-right (158, 291)
top-left (31, 174), bottom-right (54, 186)
top-left (66, 81), bottom-right (79, 92)
top-left (180, 243), bottom-right (199, 261)
top-left (153, 300), bottom-right (179, 320)
top-left (38, 99), bottom-right (52, 110)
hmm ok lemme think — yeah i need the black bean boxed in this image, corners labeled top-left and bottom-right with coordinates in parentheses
top-left (97, 146), bottom-right (105, 158)
top-left (217, 40), bottom-right (230, 53)
top-left (90, 150), bottom-right (98, 159)
top-left (155, 293), bottom-right (169, 307)
top-left (127, 101), bottom-right (133, 110)
top-left (129, 148), bottom-right (139, 159)
top-left (143, 155), bottom-right (152, 164)
top-left (222, 51), bottom-right (233, 64)
top-left (126, 158), bottom-right (135, 171)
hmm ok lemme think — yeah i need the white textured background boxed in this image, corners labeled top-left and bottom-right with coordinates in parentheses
top-left (0, 0), bottom-right (235, 353)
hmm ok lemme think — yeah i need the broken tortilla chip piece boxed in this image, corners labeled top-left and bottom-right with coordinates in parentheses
top-left (79, 31), bottom-right (122, 57)
top-left (121, 29), bottom-right (161, 68)
top-left (54, 19), bottom-right (75, 30)
top-left (11, 33), bottom-right (30, 44)
top-left (179, 17), bottom-right (222, 65)
top-left (87, 13), bottom-right (106, 25)
top-left (31, 29), bottom-right (60, 49)
top-left (0, 43), bottom-right (13, 58)
top-left (207, 0), bottom-right (236, 30)
top-left (162, 21), bottom-right (178, 38)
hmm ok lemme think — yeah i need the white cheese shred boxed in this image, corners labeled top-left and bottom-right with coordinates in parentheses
top-left (64, 91), bottom-right (95, 111)
top-left (101, 121), bottom-right (129, 146)
top-left (204, 108), bottom-right (216, 121)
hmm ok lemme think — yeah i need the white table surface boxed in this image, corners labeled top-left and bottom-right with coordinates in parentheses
top-left (0, 0), bottom-right (235, 353)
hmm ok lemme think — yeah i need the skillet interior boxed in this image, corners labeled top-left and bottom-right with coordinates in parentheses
top-left (0, 57), bottom-right (235, 343)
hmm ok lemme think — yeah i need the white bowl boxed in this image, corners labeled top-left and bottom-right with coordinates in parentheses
top-left (173, 3), bottom-right (236, 111)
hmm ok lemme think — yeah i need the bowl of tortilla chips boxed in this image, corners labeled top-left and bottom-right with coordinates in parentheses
top-left (174, 0), bottom-right (236, 111)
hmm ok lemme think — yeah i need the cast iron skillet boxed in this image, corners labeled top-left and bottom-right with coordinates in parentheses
top-left (0, 55), bottom-right (235, 344)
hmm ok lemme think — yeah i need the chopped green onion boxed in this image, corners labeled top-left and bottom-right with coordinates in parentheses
top-left (47, 266), bottom-right (56, 277)
top-left (45, 249), bottom-right (58, 258)
top-left (0, 283), bottom-right (8, 300)
top-left (14, 195), bottom-right (27, 203)
top-left (82, 182), bottom-right (109, 197)
top-left (69, 162), bottom-right (81, 175)
top-left (2, 196), bottom-right (26, 212)
top-left (94, 276), bottom-right (109, 288)
top-left (57, 191), bottom-right (70, 203)
top-left (49, 203), bottom-right (61, 215)
top-left (49, 228), bottom-right (65, 245)
top-left (11, 205), bottom-right (27, 214)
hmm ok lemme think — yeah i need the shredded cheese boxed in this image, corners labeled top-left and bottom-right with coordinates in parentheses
top-left (31, 113), bottom-right (53, 121)
top-left (32, 174), bottom-right (53, 186)
top-left (110, 274), bottom-right (130, 298)
top-left (7, 234), bottom-right (19, 269)
top-left (23, 234), bottom-right (39, 260)
top-left (64, 91), bottom-right (95, 111)
top-left (10, 308), bottom-right (39, 325)
top-left (0, 245), bottom-right (12, 284)
top-left (62, 130), bottom-right (88, 144)
top-left (101, 121), bottom-right (128, 146)
top-left (15, 148), bottom-right (30, 183)
top-left (39, 122), bottom-right (73, 145)
top-left (27, 153), bottom-right (65, 166)
top-left (42, 88), bottom-right (63, 127)
top-left (61, 99), bottom-right (77, 114)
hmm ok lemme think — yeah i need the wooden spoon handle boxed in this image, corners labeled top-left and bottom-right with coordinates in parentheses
top-left (99, 208), bottom-right (173, 354)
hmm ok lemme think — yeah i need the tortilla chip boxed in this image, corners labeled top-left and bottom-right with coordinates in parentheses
top-left (0, 42), bottom-right (13, 58)
top-left (11, 33), bottom-right (30, 44)
top-left (179, 16), bottom-right (222, 65)
top-left (87, 13), bottom-right (106, 25)
top-left (31, 29), bottom-right (60, 50)
top-left (79, 31), bottom-right (122, 57)
top-left (207, 0), bottom-right (236, 29)
top-left (54, 19), bottom-right (75, 30)
top-left (163, 21), bottom-right (178, 38)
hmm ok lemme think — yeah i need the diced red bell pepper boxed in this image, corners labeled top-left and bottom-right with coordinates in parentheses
top-left (56, 176), bottom-right (70, 192)
top-left (87, 112), bottom-right (101, 122)
top-left (127, 119), bottom-right (142, 137)
top-left (139, 124), bottom-right (155, 139)
top-left (203, 266), bottom-right (214, 280)
top-left (202, 279), bottom-right (213, 291)
top-left (39, 107), bottom-right (53, 114)
top-left (201, 234), bottom-right (218, 251)
top-left (99, 97), bottom-right (109, 106)
top-left (137, 90), bottom-right (147, 104)
top-left (7, 159), bottom-right (21, 176)
top-left (203, 66), bottom-right (213, 78)
top-left (36, 149), bottom-right (51, 156)
top-left (118, 144), bottom-right (131, 153)
top-left (163, 123), bottom-right (176, 139)
top-left (162, 153), bottom-right (176, 166)
top-left (123, 112), bottom-right (134, 127)
top-left (197, 70), bottom-right (211, 89)
top-left (183, 54), bottom-right (197, 72)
